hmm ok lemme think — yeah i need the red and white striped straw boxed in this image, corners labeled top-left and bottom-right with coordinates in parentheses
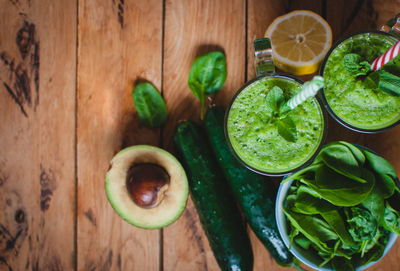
top-left (371, 40), bottom-right (400, 71)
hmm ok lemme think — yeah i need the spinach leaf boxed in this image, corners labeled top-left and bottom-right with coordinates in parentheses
top-left (363, 149), bottom-right (397, 179)
top-left (284, 162), bottom-right (322, 183)
top-left (345, 207), bottom-right (377, 242)
top-left (293, 186), bottom-right (336, 215)
top-left (294, 235), bottom-right (311, 250)
top-left (361, 184), bottom-right (385, 225)
top-left (376, 173), bottom-right (396, 199)
top-left (277, 116), bottom-right (297, 142)
top-left (283, 206), bottom-right (338, 252)
top-left (132, 82), bottom-right (167, 128)
top-left (318, 144), bottom-right (366, 183)
top-left (382, 202), bottom-right (400, 235)
top-left (188, 51), bottom-right (227, 119)
top-left (331, 257), bottom-right (355, 271)
top-left (321, 209), bottom-right (356, 246)
top-left (314, 165), bottom-right (375, 206)
top-left (338, 141), bottom-right (365, 166)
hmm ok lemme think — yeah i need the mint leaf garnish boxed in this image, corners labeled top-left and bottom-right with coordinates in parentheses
top-left (378, 70), bottom-right (400, 96)
top-left (277, 116), bottom-right (297, 142)
top-left (343, 53), bottom-right (371, 77)
top-left (265, 86), bottom-right (285, 113)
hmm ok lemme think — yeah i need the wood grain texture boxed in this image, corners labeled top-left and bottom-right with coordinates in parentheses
top-left (77, 0), bottom-right (162, 270)
top-left (0, 0), bottom-right (76, 270)
top-left (162, 0), bottom-right (246, 270)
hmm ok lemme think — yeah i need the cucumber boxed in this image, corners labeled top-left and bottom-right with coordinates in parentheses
top-left (204, 106), bottom-right (293, 266)
top-left (174, 121), bottom-right (253, 271)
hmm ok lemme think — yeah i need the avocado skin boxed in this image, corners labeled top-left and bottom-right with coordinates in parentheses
top-left (204, 106), bottom-right (293, 266)
top-left (174, 121), bottom-right (253, 271)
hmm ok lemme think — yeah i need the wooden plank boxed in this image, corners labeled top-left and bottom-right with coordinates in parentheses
top-left (77, 0), bottom-right (162, 270)
top-left (0, 0), bottom-right (76, 270)
top-left (162, 0), bottom-right (246, 270)
top-left (247, 2), bottom-right (290, 270)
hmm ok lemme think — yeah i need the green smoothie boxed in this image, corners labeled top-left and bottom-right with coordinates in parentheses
top-left (323, 32), bottom-right (400, 130)
top-left (226, 75), bottom-right (325, 174)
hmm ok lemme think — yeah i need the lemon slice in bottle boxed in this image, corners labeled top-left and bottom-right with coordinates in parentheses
top-left (265, 10), bottom-right (332, 75)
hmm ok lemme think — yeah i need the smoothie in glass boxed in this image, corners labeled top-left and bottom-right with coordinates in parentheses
top-left (321, 31), bottom-right (400, 132)
top-left (226, 75), bottom-right (326, 175)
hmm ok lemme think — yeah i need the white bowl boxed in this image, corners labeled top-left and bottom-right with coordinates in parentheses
top-left (276, 178), bottom-right (398, 271)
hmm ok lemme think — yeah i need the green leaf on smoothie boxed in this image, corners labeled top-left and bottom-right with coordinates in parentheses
top-left (343, 53), bottom-right (371, 77)
top-left (277, 116), bottom-right (297, 142)
top-left (265, 86), bottom-right (285, 113)
top-left (378, 70), bottom-right (400, 96)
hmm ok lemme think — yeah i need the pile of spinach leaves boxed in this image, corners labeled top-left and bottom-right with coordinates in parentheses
top-left (283, 141), bottom-right (400, 271)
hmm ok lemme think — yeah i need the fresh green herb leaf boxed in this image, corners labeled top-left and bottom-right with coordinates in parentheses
top-left (132, 82), bottom-right (167, 128)
top-left (188, 51), bottom-right (227, 119)
top-left (345, 207), bottom-right (377, 242)
top-left (318, 144), bottom-right (366, 183)
top-left (382, 202), bottom-right (400, 235)
top-left (294, 186), bottom-right (335, 215)
top-left (331, 257), bottom-right (355, 271)
top-left (283, 206), bottom-right (338, 250)
top-left (265, 86), bottom-right (285, 113)
top-left (376, 173), bottom-right (396, 199)
top-left (337, 142), bottom-right (366, 166)
top-left (363, 149), bottom-right (397, 179)
top-left (378, 70), bottom-right (400, 96)
top-left (314, 165), bottom-right (375, 206)
top-left (277, 116), bottom-right (297, 142)
top-left (294, 235), bottom-right (312, 250)
top-left (361, 184), bottom-right (385, 225)
top-left (321, 210), bottom-right (356, 246)
top-left (343, 53), bottom-right (371, 77)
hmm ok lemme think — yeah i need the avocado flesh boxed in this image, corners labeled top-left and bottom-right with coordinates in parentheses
top-left (105, 145), bottom-right (189, 229)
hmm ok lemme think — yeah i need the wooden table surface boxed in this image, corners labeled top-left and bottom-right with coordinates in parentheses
top-left (1, 0), bottom-right (400, 270)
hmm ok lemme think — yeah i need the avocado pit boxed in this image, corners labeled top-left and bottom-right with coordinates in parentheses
top-left (126, 163), bottom-right (170, 208)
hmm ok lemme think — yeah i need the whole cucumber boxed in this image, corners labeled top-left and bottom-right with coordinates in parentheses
top-left (174, 121), bottom-right (253, 271)
top-left (204, 106), bottom-right (293, 266)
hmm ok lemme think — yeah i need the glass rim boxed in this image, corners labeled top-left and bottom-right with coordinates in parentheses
top-left (224, 73), bottom-right (328, 177)
top-left (319, 30), bottom-right (400, 134)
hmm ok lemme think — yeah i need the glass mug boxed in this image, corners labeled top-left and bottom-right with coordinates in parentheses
top-left (320, 15), bottom-right (400, 133)
top-left (224, 38), bottom-right (327, 177)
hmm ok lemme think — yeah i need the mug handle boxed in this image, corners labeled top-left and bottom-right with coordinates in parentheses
top-left (380, 13), bottom-right (400, 39)
top-left (254, 38), bottom-right (275, 76)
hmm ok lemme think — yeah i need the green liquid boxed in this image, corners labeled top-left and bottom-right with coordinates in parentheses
top-left (227, 76), bottom-right (325, 174)
top-left (323, 32), bottom-right (400, 130)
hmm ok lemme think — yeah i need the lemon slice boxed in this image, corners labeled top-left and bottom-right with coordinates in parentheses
top-left (265, 10), bottom-right (332, 75)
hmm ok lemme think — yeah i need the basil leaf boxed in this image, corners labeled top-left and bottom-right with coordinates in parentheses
top-left (132, 82), bottom-right (167, 128)
top-left (363, 149), bottom-right (397, 179)
top-left (277, 116), bottom-right (297, 142)
top-left (188, 51), bottom-right (227, 119)
top-left (265, 86), bottom-right (284, 113)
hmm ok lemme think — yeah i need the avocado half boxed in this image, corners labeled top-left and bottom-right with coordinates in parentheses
top-left (105, 145), bottom-right (189, 229)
